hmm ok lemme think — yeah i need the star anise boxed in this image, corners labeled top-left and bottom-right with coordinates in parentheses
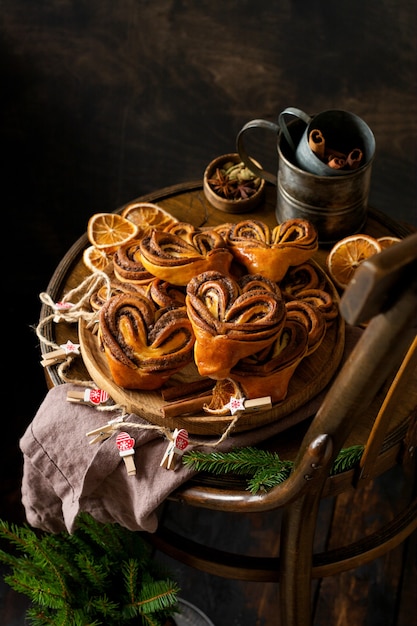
top-left (232, 181), bottom-right (258, 200)
top-left (207, 167), bottom-right (237, 200)
top-left (207, 161), bottom-right (261, 200)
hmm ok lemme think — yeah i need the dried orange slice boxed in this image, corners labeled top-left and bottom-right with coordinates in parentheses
top-left (326, 234), bottom-right (382, 290)
top-left (87, 213), bottom-right (139, 252)
top-left (204, 379), bottom-right (243, 415)
top-left (121, 202), bottom-right (178, 233)
top-left (377, 236), bottom-right (402, 249)
top-left (83, 245), bottom-right (112, 273)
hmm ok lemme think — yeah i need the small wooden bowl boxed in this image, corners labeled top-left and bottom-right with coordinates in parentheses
top-left (203, 153), bottom-right (265, 213)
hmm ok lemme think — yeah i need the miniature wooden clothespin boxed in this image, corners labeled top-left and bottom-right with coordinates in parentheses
top-left (116, 431), bottom-right (136, 476)
top-left (41, 339), bottom-right (80, 367)
top-left (53, 301), bottom-right (74, 322)
top-left (226, 395), bottom-right (272, 415)
top-left (67, 387), bottom-right (111, 406)
top-left (160, 428), bottom-right (189, 470)
top-left (86, 415), bottom-right (125, 444)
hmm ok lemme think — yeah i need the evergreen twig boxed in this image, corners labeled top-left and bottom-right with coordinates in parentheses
top-left (183, 444), bottom-right (364, 493)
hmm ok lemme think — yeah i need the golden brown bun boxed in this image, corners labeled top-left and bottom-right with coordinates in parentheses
top-left (90, 279), bottom-right (147, 311)
top-left (294, 288), bottom-right (339, 325)
top-left (113, 239), bottom-right (155, 285)
top-left (186, 271), bottom-right (286, 379)
top-left (280, 261), bottom-right (326, 298)
top-left (285, 300), bottom-right (327, 355)
top-left (230, 318), bottom-right (309, 402)
top-left (145, 277), bottom-right (186, 309)
top-left (99, 293), bottom-right (195, 390)
top-left (140, 228), bottom-right (234, 286)
top-left (226, 218), bottom-right (318, 282)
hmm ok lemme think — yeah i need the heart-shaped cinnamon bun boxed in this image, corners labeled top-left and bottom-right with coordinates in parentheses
top-left (146, 277), bottom-right (186, 309)
top-left (99, 293), bottom-right (195, 390)
top-left (229, 317), bottom-right (309, 402)
top-left (139, 228), bottom-right (233, 286)
top-left (226, 218), bottom-right (318, 282)
top-left (186, 271), bottom-right (286, 379)
top-left (280, 262), bottom-right (326, 298)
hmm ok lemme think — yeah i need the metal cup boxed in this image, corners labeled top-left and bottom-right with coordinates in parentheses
top-left (236, 110), bottom-right (375, 244)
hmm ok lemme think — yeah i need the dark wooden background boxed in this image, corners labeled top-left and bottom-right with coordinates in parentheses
top-left (1, 1), bottom-right (416, 623)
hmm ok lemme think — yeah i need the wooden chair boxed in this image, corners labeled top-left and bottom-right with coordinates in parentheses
top-left (146, 231), bottom-right (417, 626)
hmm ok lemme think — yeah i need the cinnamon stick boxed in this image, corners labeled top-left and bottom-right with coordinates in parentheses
top-left (162, 393), bottom-right (213, 418)
top-left (346, 148), bottom-right (363, 169)
top-left (161, 378), bottom-right (214, 401)
top-left (308, 129), bottom-right (326, 159)
top-left (327, 156), bottom-right (346, 169)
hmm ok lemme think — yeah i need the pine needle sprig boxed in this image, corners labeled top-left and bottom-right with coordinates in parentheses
top-left (330, 444), bottom-right (364, 475)
top-left (135, 579), bottom-right (181, 614)
top-left (183, 444), bottom-right (365, 493)
top-left (183, 447), bottom-right (289, 477)
top-left (247, 464), bottom-right (293, 493)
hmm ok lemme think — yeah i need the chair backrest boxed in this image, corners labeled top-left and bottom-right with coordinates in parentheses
top-left (290, 231), bottom-right (417, 492)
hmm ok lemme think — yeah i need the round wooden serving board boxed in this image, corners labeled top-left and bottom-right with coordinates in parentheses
top-left (79, 305), bottom-right (345, 436)
top-left (38, 181), bottom-right (395, 436)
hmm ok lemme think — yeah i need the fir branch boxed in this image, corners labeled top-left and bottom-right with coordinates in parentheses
top-left (87, 594), bottom-right (119, 620)
top-left (0, 514), bottom-right (181, 625)
top-left (183, 447), bottom-right (289, 477)
top-left (123, 558), bottom-right (139, 605)
top-left (136, 580), bottom-right (181, 614)
top-left (248, 464), bottom-right (293, 493)
top-left (183, 444), bottom-right (365, 493)
top-left (330, 444), bottom-right (364, 475)
top-left (74, 552), bottom-right (110, 593)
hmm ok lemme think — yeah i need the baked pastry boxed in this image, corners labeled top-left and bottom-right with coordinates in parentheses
top-left (229, 316), bottom-right (309, 402)
top-left (139, 228), bottom-right (233, 286)
top-left (90, 279), bottom-right (147, 311)
top-left (205, 297), bottom-right (327, 407)
top-left (295, 288), bottom-right (339, 325)
top-left (163, 221), bottom-right (199, 244)
top-left (99, 293), bottom-right (195, 390)
top-left (226, 218), bottom-right (318, 282)
top-left (279, 261), bottom-right (326, 298)
top-left (186, 271), bottom-right (286, 379)
top-left (146, 277), bottom-right (186, 308)
top-left (113, 239), bottom-right (155, 285)
top-left (285, 299), bottom-right (327, 355)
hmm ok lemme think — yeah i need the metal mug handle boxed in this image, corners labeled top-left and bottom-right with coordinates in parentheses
top-left (278, 107), bottom-right (312, 153)
top-left (236, 118), bottom-right (280, 185)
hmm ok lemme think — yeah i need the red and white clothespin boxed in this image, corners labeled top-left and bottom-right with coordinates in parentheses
top-left (116, 431), bottom-right (136, 476)
top-left (41, 339), bottom-right (80, 367)
top-left (226, 395), bottom-right (272, 415)
top-left (160, 428), bottom-right (189, 470)
top-left (67, 387), bottom-right (111, 406)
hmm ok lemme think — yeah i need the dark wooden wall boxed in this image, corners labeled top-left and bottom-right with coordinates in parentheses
top-left (1, 1), bottom-right (416, 521)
